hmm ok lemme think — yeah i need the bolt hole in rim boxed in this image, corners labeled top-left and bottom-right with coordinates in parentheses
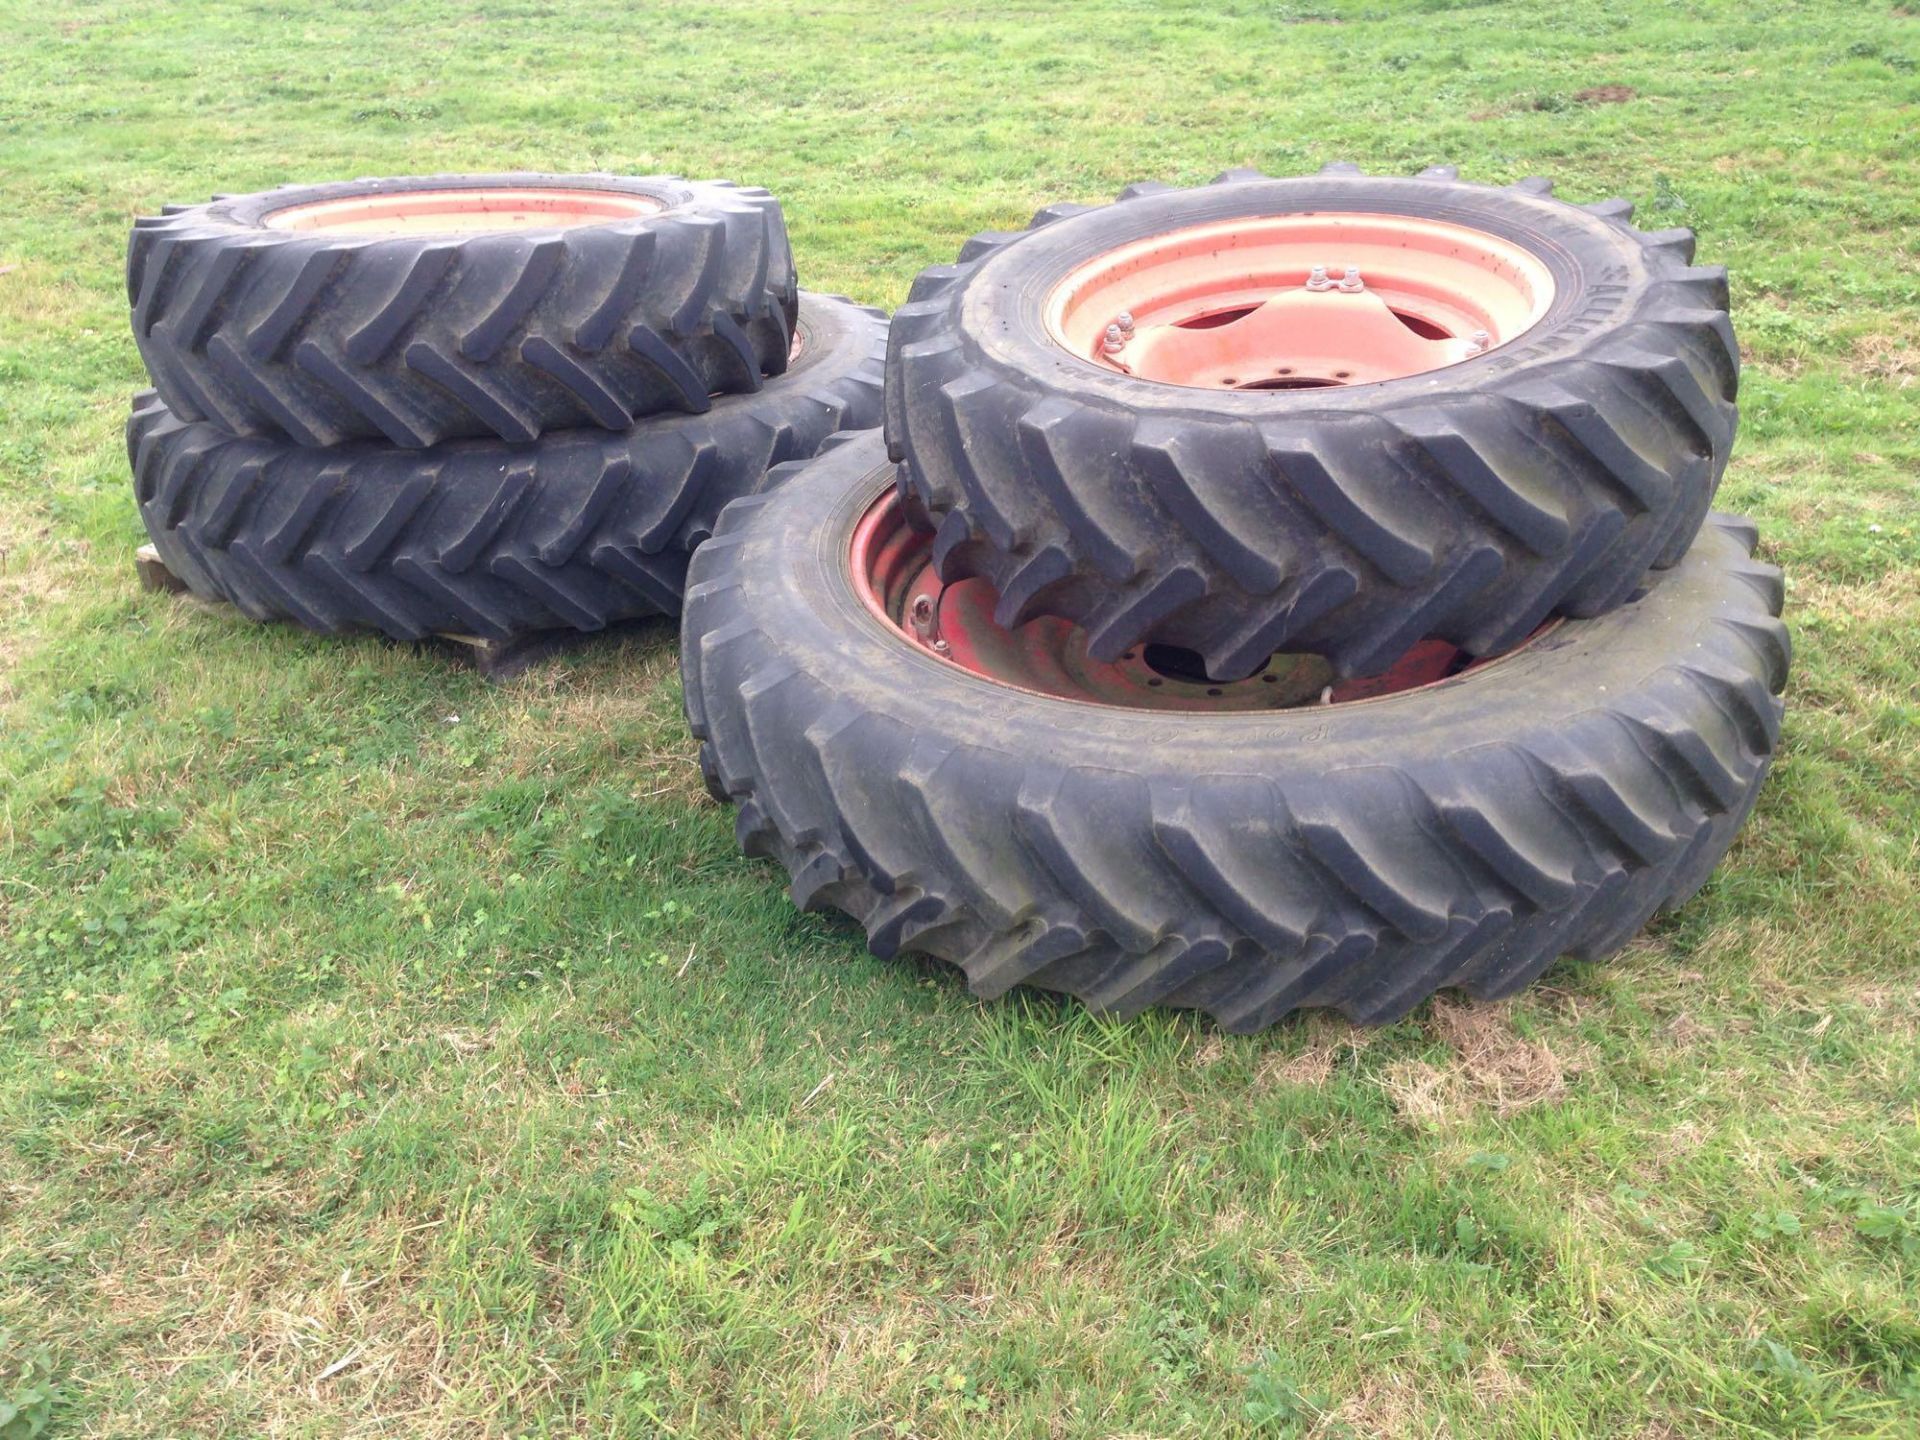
top-left (852, 485), bottom-right (1553, 711)
top-left (1048, 213), bottom-right (1555, 391)
top-left (263, 187), bottom-right (668, 235)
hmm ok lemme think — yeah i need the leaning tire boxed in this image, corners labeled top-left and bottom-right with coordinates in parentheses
top-left (131, 292), bottom-right (884, 640)
top-left (129, 173), bottom-right (799, 448)
top-left (887, 165), bottom-right (1738, 681)
top-left (683, 432), bottom-right (1787, 1031)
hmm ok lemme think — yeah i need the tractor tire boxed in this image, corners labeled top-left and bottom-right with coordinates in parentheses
top-left (683, 432), bottom-right (1788, 1031)
top-left (886, 165), bottom-right (1738, 682)
top-left (130, 292), bottom-right (884, 641)
top-left (129, 173), bottom-right (798, 448)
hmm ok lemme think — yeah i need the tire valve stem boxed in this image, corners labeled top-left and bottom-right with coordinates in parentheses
top-left (1337, 265), bottom-right (1365, 293)
top-left (1305, 264), bottom-right (1333, 292)
top-left (1102, 322), bottom-right (1128, 354)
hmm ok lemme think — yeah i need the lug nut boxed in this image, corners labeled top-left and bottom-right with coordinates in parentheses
top-left (1468, 329), bottom-right (1491, 353)
top-left (1102, 323), bottom-right (1128, 354)
top-left (1337, 265), bottom-right (1365, 293)
top-left (1116, 311), bottom-right (1135, 332)
top-left (910, 593), bottom-right (935, 634)
top-left (1305, 264), bottom-right (1333, 292)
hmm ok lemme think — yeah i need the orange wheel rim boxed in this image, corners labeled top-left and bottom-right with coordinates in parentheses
top-left (1045, 212), bottom-right (1554, 390)
top-left (263, 186), bottom-right (667, 235)
top-left (851, 485), bottom-right (1554, 709)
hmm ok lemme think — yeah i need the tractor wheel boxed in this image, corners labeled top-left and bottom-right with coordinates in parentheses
top-left (129, 173), bottom-right (798, 448)
top-left (130, 293), bottom-right (884, 640)
top-left (886, 165), bottom-right (1738, 682)
top-left (682, 432), bottom-right (1787, 1031)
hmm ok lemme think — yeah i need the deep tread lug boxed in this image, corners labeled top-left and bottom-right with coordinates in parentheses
top-left (130, 293), bottom-right (884, 642)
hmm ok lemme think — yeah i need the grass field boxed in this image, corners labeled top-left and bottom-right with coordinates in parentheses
top-left (2, 0), bottom-right (1918, 1435)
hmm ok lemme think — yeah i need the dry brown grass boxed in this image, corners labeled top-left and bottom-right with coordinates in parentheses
top-left (1850, 331), bottom-right (1919, 386)
top-left (1791, 565), bottom-right (1920, 626)
top-left (1382, 998), bottom-right (1584, 1125)
top-left (1259, 1013), bottom-right (1375, 1089)
top-left (77, 1215), bottom-right (480, 1439)
top-left (0, 514), bottom-right (93, 697)
top-left (1332, 1376), bottom-right (1432, 1436)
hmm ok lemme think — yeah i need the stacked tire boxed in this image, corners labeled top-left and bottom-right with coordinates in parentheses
top-left (683, 165), bottom-right (1789, 1029)
top-left (127, 173), bottom-right (885, 641)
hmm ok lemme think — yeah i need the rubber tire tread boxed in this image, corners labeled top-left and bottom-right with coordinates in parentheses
top-left (130, 293), bottom-right (884, 640)
top-left (129, 173), bottom-right (799, 447)
top-left (886, 166), bottom-right (1739, 681)
top-left (682, 434), bottom-right (1787, 1031)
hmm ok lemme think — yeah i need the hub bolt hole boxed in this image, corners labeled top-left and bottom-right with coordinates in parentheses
top-left (1142, 642), bottom-right (1229, 685)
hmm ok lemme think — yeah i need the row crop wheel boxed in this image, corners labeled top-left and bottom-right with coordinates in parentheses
top-left (131, 293), bottom-right (884, 640)
top-left (886, 164), bottom-right (1738, 682)
top-left (130, 173), bottom-right (799, 449)
top-left (683, 432), bottom-right (1787, 1031)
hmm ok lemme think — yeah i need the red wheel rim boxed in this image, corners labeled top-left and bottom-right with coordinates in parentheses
top-left (1046, 213), bottom-right (1554, 391)
top-left (263, 187), bottom-right (667, 235)
top-left (852, 486), bottom-right (1553, 710)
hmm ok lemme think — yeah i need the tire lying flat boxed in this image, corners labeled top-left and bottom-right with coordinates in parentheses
top-left (131, 292), bottom-right (884, 641)
top-left (887, 165), bottom-right (1739, 682)
top-left (683, 432), bottom-right (1788, 1031)
top-left (130, 173), bottom-right (799, 449)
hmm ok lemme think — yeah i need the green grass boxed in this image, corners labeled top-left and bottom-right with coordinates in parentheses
top-left (1, 0), bottom-right (1918, 1434)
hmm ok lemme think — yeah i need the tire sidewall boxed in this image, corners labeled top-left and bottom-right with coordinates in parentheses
top-left (786, 293), bottom-right (878, 385)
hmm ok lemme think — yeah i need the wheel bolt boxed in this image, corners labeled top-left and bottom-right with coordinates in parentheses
top-left (1305, 264), bottom-right (1333, 292)
top-left (1337, 265), bottom-right (1365, 293)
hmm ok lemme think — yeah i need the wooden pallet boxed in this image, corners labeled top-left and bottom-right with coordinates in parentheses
top-left (133, 543), bottom-right (649, 681)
